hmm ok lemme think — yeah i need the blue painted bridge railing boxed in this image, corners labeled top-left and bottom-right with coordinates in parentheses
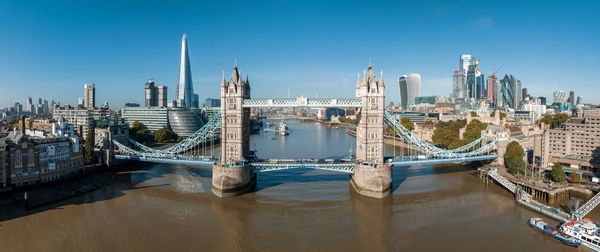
top-left (388, 154), bottom-right (498, 167)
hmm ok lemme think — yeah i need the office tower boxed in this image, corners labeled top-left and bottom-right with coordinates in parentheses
top-left (84, 83), bottom-right (95, 108)
top-left (539, 97), bottom-right (547, 105)
top-left (453, 68), bottom-right (466, 98)
top-left (522, 88), bottom-right (528, 101)
top-left (486, 75), bottom-right (498, 105)
top-left (204, 98), bottom-right (221, 107)
top-left (398, 73), bottom-right (421, 109)
top-left (14, 102), bottom-right (22, 115)
top-left (43, 100), bottom-right (48, 114)
top-left (78, 97), bottom-right (84, 107)
top-left (176, 34), bottom-right (194, 108)
top-left (553, 90), bottom-right (566, 104)
top-left (38, 98), bottom-right (42, 105)
top-left (500, 74), bottom-right (522, 109)
top-left (455, 55), bottom-right (483, 99)
top-left (144, 79), bottom-right (158, 107)
top-left (26, 97), bottom-right (33, 113)
top-left (157, 86), bottom-right (167, 108)
top-left (576, 96), bottom-right (583, 105)
top-left (568, 91), bottom-right (575, 106)
top-left (192, 94), bottom-right (199, 108)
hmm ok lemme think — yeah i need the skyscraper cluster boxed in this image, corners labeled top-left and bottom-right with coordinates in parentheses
top-left (452, 54), bottom-right (525, 110)
top-left (453, 55), bottom-right (485, 100)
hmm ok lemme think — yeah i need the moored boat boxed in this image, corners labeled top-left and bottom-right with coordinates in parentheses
top-left (528, 218), bottom-right (581, 247)
top-left (278, 121), bottom-right (289, 136)
top-left (561, 219), bottom-right (600, 251)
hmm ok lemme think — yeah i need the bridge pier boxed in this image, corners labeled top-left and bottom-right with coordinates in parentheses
top-left (212, 164), bottom-right (256, 198)
top-left (350, 163), bottom-right (392, 198)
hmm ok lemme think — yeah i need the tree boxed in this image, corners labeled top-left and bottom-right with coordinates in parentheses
top-left (541, 114), bottom-right (569, 129)
top-left (504, 141), bottom-right (524, 174)
top-left (569, 172), bottom-right (580, 183)
top-left (129, 121), bottom-right (153, 144)
top-left (84, 128), bottom-right (95, 164)
top-left (400, 117), bottom-right (414, 131)
top-left (432, 119), bottom-right (466, 148)
top-left (551, 163), bottom-right (566, 182)
top-left (470, 111), bottom-right (478, 117)
top-left (154, 128), bottom-right (177, 143)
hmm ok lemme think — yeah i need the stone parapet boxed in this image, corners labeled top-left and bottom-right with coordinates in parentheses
top-left (350, 163), bottom-right (392, 198)
top-left (212, 164), bottom-right (256, 198)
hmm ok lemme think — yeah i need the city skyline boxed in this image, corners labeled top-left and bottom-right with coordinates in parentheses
top-left (0, 1), bottom-right (599, 108)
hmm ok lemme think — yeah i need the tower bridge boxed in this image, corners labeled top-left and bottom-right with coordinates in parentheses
top-left (111, 61), bottom-right (503, 199)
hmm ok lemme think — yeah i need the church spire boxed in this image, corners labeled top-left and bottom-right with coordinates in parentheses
top-left (221, 70), bottom-right (226, 87)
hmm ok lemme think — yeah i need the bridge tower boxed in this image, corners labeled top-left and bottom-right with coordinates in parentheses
top-left (212, 62), bottom-right (256, 197)
top-left (351, 61), bottom-right (392, 198)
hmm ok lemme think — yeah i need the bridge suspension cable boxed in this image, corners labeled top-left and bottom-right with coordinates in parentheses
top-left (383, 110), bottom-right (496, 158)
top-left (126, 112), bottom-right (222, 155)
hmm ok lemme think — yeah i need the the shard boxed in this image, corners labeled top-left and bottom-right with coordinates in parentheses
top-left (176, 33), bottom-right (194, 108)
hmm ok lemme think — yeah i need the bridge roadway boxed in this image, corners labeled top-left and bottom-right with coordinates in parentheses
top-left (115, 154), bottom-right (498, 173)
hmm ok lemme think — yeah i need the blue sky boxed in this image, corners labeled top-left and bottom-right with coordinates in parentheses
top-left (0, 0), bottom-right (599, 108)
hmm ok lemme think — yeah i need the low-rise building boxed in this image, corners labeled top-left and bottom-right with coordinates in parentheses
top-left (3, 133), bottom-right (84, 187)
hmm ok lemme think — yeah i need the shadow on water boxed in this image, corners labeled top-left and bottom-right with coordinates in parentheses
top-left (0, 162), bottom-right (181, 223)
top-left (255, 168), bottom-right (350, 191)
top-left (391, 161), bottom-right (487, 192)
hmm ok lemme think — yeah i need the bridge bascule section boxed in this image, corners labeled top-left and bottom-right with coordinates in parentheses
top-left (112, 61), bottom-right (502, 198)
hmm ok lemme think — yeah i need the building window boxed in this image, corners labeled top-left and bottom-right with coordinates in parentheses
top-left (28, 149), bottom-right (35, 167)
top-left (15, 150), bottom-right (22, 168)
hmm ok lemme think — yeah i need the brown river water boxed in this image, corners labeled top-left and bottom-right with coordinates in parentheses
top-left (1, 119), bottom-right (598, 251)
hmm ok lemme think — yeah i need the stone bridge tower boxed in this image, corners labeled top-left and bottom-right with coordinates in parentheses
top-left (213, 62), bottom-right (255, 197)
top-left (351, 61), bottom-right (392, 198)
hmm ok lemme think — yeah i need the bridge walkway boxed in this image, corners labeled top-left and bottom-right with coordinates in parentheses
top-left (487, 168), bottom-right (572, 222)
top-left (573, 190), bottom-right (600, 219)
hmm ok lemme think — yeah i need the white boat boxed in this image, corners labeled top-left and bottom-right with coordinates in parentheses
top-left (278, 121), bottom-right (289, 136)
top-left (561, 219), bottom-right (600, 251)
top-left (528, 218), bottom-right (581, 247)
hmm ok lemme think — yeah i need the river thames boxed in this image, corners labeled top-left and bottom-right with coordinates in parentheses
top-left (0, 119), bottom-right (595, 251)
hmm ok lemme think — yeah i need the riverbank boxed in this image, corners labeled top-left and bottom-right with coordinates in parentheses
top-left (479, 166), bottom-right (598, 204)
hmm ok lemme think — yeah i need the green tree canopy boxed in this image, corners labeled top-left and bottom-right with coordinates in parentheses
top-left (551, 163), bottom-right (566, 182)
top-left (432, 119), bottom-right (466, 148)
top-left (541, 114), bottom-right (569, 129)
top-left (400, 117), bottom-right (414, 131)
top-left (338, 117), bottom-right (358, 125)
top-left (154, 128), bottom-right (177, 143)
top-left (504, 141), bottom-right (524, 174)
top-left (84, 129), bottom-right (95, 164)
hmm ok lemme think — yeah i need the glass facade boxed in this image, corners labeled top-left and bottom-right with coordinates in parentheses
top-left (398, 73), bottom-right (421, 109)
top-left (168, 108), bottom-right (204, 137)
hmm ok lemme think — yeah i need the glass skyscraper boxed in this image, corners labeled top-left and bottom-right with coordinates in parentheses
top-left (500, 74), bottom-right (522, 109)
top-left (454, 55), bottom-right (484, 99)
top-left (176, 34), bottom-right (194, 108)
top-left (398, 73), bottom-right (421, 109)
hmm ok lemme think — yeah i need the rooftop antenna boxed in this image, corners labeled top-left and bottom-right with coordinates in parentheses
top-left (316, 88), bottom-right (319, 98)
top-left (288, 87), bottom-right (290, 98)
